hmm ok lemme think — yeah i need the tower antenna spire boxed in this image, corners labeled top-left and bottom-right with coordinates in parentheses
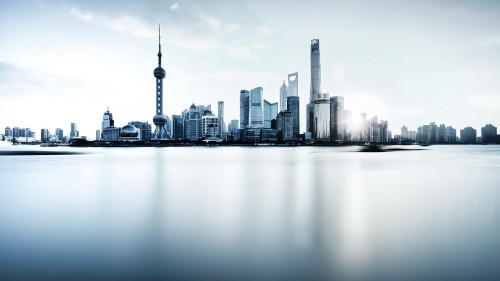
top-left (158, 24), bottom-right (162, 66)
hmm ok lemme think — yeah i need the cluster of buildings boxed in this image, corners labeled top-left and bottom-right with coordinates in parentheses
top-left (2, 33), bottom-right (500, 146)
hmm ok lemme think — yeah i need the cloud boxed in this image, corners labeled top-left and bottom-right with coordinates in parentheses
top-left (170, 3), bottom-right (179, 11)
top-left (69, 7), bottom-right (155, 39)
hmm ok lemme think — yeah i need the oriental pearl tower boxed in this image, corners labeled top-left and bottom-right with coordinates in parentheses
top-left (152, 25), bottom-right (171, 140)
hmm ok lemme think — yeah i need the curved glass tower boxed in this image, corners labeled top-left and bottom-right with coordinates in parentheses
top-left (152, 25), bottom-right (171, 140)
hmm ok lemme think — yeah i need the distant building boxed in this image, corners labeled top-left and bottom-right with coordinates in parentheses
top-left (183, 104), bottom-right (210, 141)
top-left (401, 126), bottom-right (408, 140)
top-left (481, 124), bottom-right (497, 144)
top-left (369, 116), bottom-right (380, 143)
top-left (102, 127), bottom-right (120, 141)
top-left (240, 90), bottom-right (250, 129)
top-left (95, 130), bottom-right (101, 141)
top-left (70, 123), bottom-right (79, 139)
top-left (55, 128), bottom-right (63, 142)
top-left (129, 121), bottom-right (152, 141)
top-left (287, 72), bottom-right (298, 97)
top-left (120, 124), bottom-right (139, 141)
top-left (330, 96), bottom-right (344, 142)
top-left (438, 124), bottom-right (446, 143)
top-left (287, 96), bottom-right (300, 138)
top-left (277, 111), bottom-right (293, 141)
top-left (172, 115), bottom-right (184, 140)
top-left (445, 126), bottom-right (456, 143)
top-left (250, 87), bottom-right (264, 128)
top-left (101, 108), bottom-right (114, 136)
top-left (218, 101), bottom-right (225, 139)
top-left (4, 127), bottom-right (12, 139)
top-left (202, 113), bottom-right (219, 139)
top-left (279, 81), bottom-right (288, 112)
top-left (228, 119), bottom-right (239, 134)
top-left (460, 127), bottom-right (477, 144)
top-left (41, 129), bottom-right (50, 143)
top-left (264, 99), bottom-right (273, 129)
top-left (379, 120), bottom-right (388, 143)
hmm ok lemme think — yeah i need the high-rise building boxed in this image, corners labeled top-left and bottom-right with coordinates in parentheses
top-left (240, 90), bottom-right (250, 129)
top-left (379, 120), bottom-right (388, 143)
top-left (172, 115), bottom-right (184, 140)
top-left (288, 72), bottom-right (298, 97)
top-left (229, 119), bottom-right (239, 134)
top-left (4, 127), bottom-right (12, 139)
top-left (183, 104), bottom-right (205, 141)
top-left (307, 39), bottom-right (330, 141)
top-left (438, 124), bottom-right (446, 143)
top-left (41, 129), bottom-right (50, 143)
top-left (249, 87), bottom-right (264, 128)
top-left (359, 113), bottom-right (368, 142)
top-left (401, 126), bottom-right (408, 140)
top-left (277, 111), bottom-right (293, 141)
top-left (102, 108), bottom-right (114, 133)
top-left (70, 123), bottom-right (79, 139)
top-left (55, 128), bottom-right (63, 142)
top-left (270, 102), bottom-right (278, 129)
top-left (369, 116), bottom-right (380, 143)
top-left (95, 130), bottom-right (101, 141)
top-left (218, 101), bottom-right (224, 138)
top-left (279, 81), bottom-right (288, 112)
top-left (202, 113), bottom-right (219, 139)
top-left (152, 25), bottom-right (171, 140)
top-left (445, 126), bottom-right (456, 143)
top-left (287, 96), bottom-right (300, 138)
top-left (264, 99), bottom-right (273, 129)
top-left (460, 127), bottom-right (477, 144)
top-left (330, 96), bottom-right (344, 142)
top-left (128, 121), bottom-right (152, 141)
top-left (481, 124), bottom-right (497, 144)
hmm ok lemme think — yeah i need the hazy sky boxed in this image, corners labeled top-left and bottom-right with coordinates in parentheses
top-left (1, 0), bottom-right (500, 138)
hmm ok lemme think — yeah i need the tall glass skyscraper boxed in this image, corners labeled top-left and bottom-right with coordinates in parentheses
top-left (287, 96), bottom-right (300, 138)
top-left (264, 99), bottom-right (272, 129)
top-left (288, 72), bottom-right (298, 97)
top-left (240, 90), bottom-right (250, 129)
top-left (249, 87), bottom-right (264, 128)
top-left (279, 81), bottom-right (288, 112)
top-left (330, 96), bottom-right (344, 141)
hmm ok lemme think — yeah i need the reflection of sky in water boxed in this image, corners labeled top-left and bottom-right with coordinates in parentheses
top-left (1, 145), bottom-right (500, 280)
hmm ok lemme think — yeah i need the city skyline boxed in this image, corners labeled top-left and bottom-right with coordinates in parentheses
top-left (1, 0), bottom-right (500, 138)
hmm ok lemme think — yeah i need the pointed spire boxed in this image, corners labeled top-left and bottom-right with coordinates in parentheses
top-left (158, 23), bottom-right (162, 67)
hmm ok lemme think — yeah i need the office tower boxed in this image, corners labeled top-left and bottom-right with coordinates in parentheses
top-left (202, 113), bottom-right (219, 139)
top-left (70, 123), bottom-right (79, 139)
top-left (264, 99), bottom-right (272, 128)
top-left (310, 39), bottom-right (322, 103)
top-left (330, 96), bottom-right (344, 142)
top-left (172, 115), bottom-right (184, 140)
top-left (368, 116), bottom-right (380, 143)
top-left (307, 39), bottom-right (330, 140)
top-left (401, 126), bottom-right (408, 140)
top-left (379, 120), bottom-right (388, 143)
top-left (287, 96), bottom-right (300, 138)
top-left (288, 72), bottom-right (298, 97)
top-left (128, 121), bottom-right (152, 141)
top-left (218, 101), bottom-right (224, 138)
top-left (344, 110), bottom-right (352, 141)
top-left (279, 81), bottom-right (288, 112)
top-left (359, 113), bottom-right (367, 142)
top-left (102, 107), bottom-right (114, 132)
top-left (95, 130), bottom-right (101, 141)
top-left (438, 124), bottom-right (446, 143)
top-left (271, 102), bottom-right (278, 129)
top-left (481, 124), bottom-right (497, 144)
top-left (55, 128), bottom-right (63, 142)
top-left (183, 104), bottom-right (203, 141)
top-left (250, 87), bottom-right (264, 128)
top-left (240, 90), bottom-right (250, 129)
top-left (40, 129), bottom-right (50, 143)
top-left (229, 119), bottom-right (239, 134)
top-left (277, 111), bottom-right (293, 141)
top-left (460, 127), bottom-right (477, 144)
top-left (152, 25), bottom-right (171, 140)
top-left (102, 127), bottom-right (120, 141)
top-left (445, 126), bottom-right (456, 143)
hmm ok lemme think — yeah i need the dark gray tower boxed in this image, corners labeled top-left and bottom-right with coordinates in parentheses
top-left (153, 25), bottom-right (171, 140)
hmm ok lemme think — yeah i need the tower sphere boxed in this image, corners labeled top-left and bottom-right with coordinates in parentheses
top-left (154, 67), bottom-right (166, 79)
top-left (153, 114), bottom-right (168, 126)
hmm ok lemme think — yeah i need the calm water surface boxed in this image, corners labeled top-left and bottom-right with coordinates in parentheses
top-left (1, 144), bottom-right (500, 280)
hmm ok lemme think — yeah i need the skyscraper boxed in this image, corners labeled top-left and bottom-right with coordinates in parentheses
top-left (55, 128), bottom-right (63, 142)
top-left (264, 99), bottom-right (273, 129)
top-left (102, 108), bottom-right (114, 132)
top-left (307, 39), bottom-right (330, 141)
top-left (287, 96), bottom-right (300, 138)
top-left (70, 123), bottom-right (79, 139)
top-left (41, 129), bottom-right (50, 143)
top-left (218, 101), bottom-right (224, 138)
top-left (240, 90), bottom-right (250, 129)
top-left (288, 72), bottom-right (298, 97)
top-left (152, 25), bottom-right (171, 140)
top-left (279, 81), bottom-right (288, 112)
top-left (249, 87), bottom-right (264, 128)
top-left (172, 115), bottom-right (184, 140)
top-left (460, 127), bottom-right (477, 144)
top-left (330, 96), bottom-right (344, 142)
top-left (481, 124), bottom-right (497, 144)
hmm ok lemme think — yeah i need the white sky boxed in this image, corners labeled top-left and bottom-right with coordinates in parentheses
top-left (1, 0), bottom-right (500, 139)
